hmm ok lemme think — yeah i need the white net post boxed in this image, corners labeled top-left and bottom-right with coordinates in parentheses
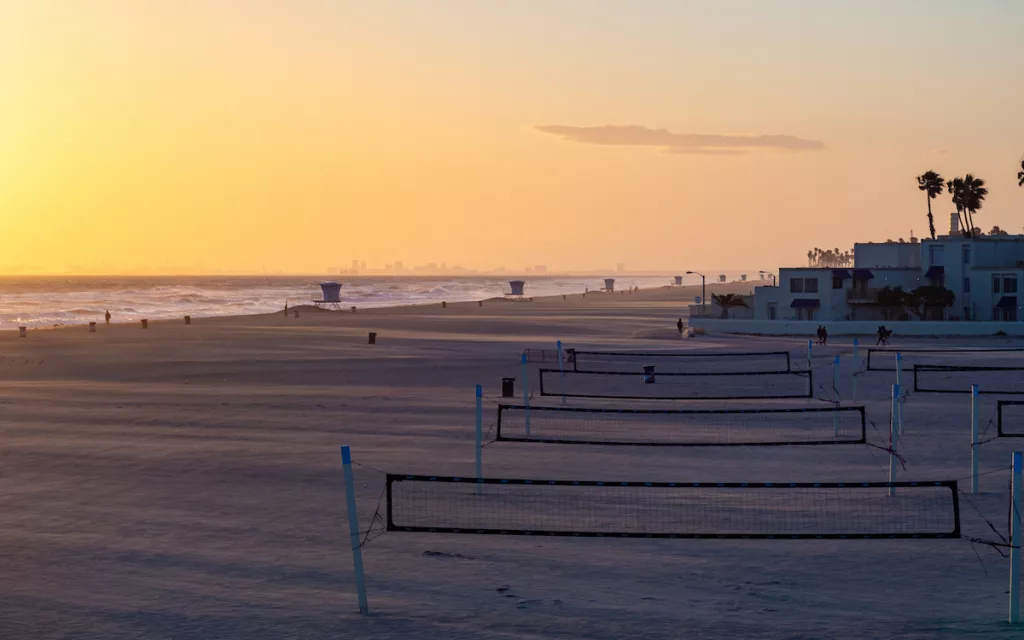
top-left (832, 355), bottom-right (840, 435)
top-left (1011, 450), bottom-right (1022, 624)
top-left (556, 340), bottom-right (566, 405)
top-left (888, 383), bottom-right (900, 497)
top-left (340, 446), bottom-right (369, 615)
top-left (475, 384), bottom-right (483, 495)
top-left (521, 353), bottom-right (531, 435)
top-left (851, 338), bottom-right (859, 403)
top-left (971, 384), bottom-right (980, 494)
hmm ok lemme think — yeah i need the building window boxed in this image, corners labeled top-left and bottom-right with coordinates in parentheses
top-left (930, 245), bottom-right (945, 264)
top-left (796, 308), bottom-right (816, 321)
top-left (1005, 277), bottom-right (1018, 294)
top-left (963, 246), bottom-right (971, 264)
top-left (963, 278), bottom-right (970, 293)
top-left (832, 277), bottom-right (843, 289)
top-left (804, 278), bottom-right (819, 293)
top-left (994, 275), bottom-right (1001, 294)
top-left (767, 303), bottom-right (776, 320)
top-left (790, 279), bottom-right (804, 293)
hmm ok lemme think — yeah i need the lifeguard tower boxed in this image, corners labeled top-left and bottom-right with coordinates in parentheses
top-left (504, 280), bottom-right (526, 300)
top-left (313, 282), bottom-right (344, 311)
top-left (673, 276), bottom-right (683, 285)
top-left (601, 278), bottom-right (615, 292)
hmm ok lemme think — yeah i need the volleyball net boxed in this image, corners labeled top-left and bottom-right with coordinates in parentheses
top-left (386, 475), bottom-right (961, 539)
top-left (495, 404), bottom-right (865, 447)
top-left (539, 369), bottom-right (812, 401)
top-left (570, 350), bottom-right (792, 374)
top-left (867, 347), bottom-right (1024, 372)
top-left (913, 365), bottom-right (1024, 395)
top-left (998, 401), bottom-right (1024, 437)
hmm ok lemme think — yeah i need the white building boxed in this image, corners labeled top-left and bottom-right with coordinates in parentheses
top-left (691, 216), bottom-right (1024, 334)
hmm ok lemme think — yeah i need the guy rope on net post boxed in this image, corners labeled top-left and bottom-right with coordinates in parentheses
top-left (340, 446), bottom-right (369, 615)
top-left (475, 384), bottom-right (483, 495)
top-left (832, 355), bottom-right (840, 436)
top-left (971, 384), bottom-right (980, 494)
top-left (556, 340), bottom-right (566, 405)
top-left (521, 352), bottom-right (531, 435)
top-left (888, 383), bottom-right (901, 498)
top-left (1010, 450), bottom-right (1022, 624)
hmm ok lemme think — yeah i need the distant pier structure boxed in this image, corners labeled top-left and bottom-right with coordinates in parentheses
top-left (313, 282), bottom-right (344, 311)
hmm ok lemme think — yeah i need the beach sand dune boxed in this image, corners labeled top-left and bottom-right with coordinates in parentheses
top-left (1, 286), bottom-right (1021, 639)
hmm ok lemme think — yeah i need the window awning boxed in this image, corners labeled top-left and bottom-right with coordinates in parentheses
top-left (925, 265), bottom-right (944, 279)
top-left (832, 269), bottom-right (851, 280)
top-left (790, 298), bottom-right (821, 309)
top-left (852, 269), bottom-right (873, 280)
top-left (996, 296), bottom-right (1018, 309)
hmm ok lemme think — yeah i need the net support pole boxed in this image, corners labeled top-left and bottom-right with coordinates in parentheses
top-left (895, 352), bottom-right (902, 387)
top-left (888, 383), bottom-right (900, 497)
top-left (851, 339), bottom-right (859, 403)
top-left (475, 384), bottom-right (483, 495)
top-left (340, 446), bottom-right (369, 615)
top-left (521, 353), bottom-right (531, 435)
top-left (556, 340), bottom-right (566, 405)
top-left (971, 384), bottom-right (979, 494)
top-left (1011, 450), bottom-right (1022, 624)
top-left (807, 340), bottom-right (812, 395)
top-left (852, 337), bottom-right (859, 359)
top-left (895, 353), bottom-right (903, 437)
top-left (833, 355), bottom-right (840, 435)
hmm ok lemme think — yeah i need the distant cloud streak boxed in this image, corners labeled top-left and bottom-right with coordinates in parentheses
top-left (535, 124), bottom-right (824, 155)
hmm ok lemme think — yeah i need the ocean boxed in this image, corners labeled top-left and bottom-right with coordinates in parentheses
top-left (0, 275), bottom-right (696, 329)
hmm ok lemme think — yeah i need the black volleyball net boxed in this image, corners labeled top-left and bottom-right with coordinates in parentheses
top-left (998, 400), bottom-right (1024, 437)
top-left (386, 475), bottom-right (961, 539)
top-left (495, 404), bottom-right (866, 447)
top-left (570, 350), bottom-right (792, 374)
top-left (867, 347), bottom-right (1024, 372)
top-left (913, 365), bottom-right (1024, 395)
top-left (539, 369), bottom-right (812, 401)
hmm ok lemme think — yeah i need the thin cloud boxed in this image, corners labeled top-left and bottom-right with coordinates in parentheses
top-left (535, 124), bottom-right (824, 154)
top-left (930, 148), bottom-right (950, 156)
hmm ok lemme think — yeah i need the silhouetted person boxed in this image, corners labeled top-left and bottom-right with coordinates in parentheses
top-left (284, 302), bottom-right (289, 317)
top-left (876, 325), bottom-right (890, 346)
top-left (677, 318), bottom-right (684, 335)
top-left (105, 310), bottom-right (111, 326)
top-left (821, 326), bottom-right (828, 346)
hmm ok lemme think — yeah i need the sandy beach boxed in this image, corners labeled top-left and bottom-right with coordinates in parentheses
top-left (2, 284), bottom-right (1022, 639)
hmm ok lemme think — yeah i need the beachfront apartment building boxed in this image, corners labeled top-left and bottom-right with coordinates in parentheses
top-left (744, 232), bottom-right (1024, 323)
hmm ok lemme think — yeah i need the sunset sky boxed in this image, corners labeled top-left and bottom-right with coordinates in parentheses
top-left (2, 0), bottom-right (1023, 275)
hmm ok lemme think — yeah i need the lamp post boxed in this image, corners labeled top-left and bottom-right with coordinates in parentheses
top-left (686, 271), bottom-right (706, 316)
top-left (759, 270), bottom-right (777, 287)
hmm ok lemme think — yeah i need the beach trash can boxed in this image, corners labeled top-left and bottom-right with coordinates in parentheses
top-left (184, 315), bottom-right (191, 325)
top-left (351, 306), bottom-right (357, 313)
top-left (368, 332), bottom-right (377, 345)
top-left (18, 326), bottom-right (26, 338)
top-left (643, 365), bottom-right (656, 384)
top-left (141, 319), bottom-right (148, 329)
top-left (442, 301), bottom-right (447, 308)
top-left (501, 377), bottom-right (516, 398)
top-left (89, 322), bottom-right (97, 332)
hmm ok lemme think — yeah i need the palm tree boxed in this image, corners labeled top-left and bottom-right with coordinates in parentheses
top-left (947, 177), bottom-right (968, 237)
top-left (1018, 157), bottom-right (1024, 187)
top-left (961, 174), bottom-right (988, 235)
top-left (711, 293), bottom-right (748, 319)
top-left (916, 170), bottom-right (944, 239)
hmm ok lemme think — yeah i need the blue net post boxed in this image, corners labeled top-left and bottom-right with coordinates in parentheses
top-left (340, 446), bottom-right (369, 615)
top-left (895, 353), bottom-right (903, 436)
top-left (895, 352), bottom-right (902, 387)
top-left (851, 339), bottom-right (859, 403)
top-left (852, 337), bottom-right (859, 359)
top-left (557, 340), bottom-right (566, 405)
top-left (475, 384), bottom-right (483, 495)
top-left (521, 353), bottom-right (531, 435)
top-left (971, 384), bottom-right (980, 494)
top-left (888, 384), bottom-right (900, 497)
top-left (1011, 450), bottom-right (1022, 623)
top-left (832, 355), bottom-right (840, 435)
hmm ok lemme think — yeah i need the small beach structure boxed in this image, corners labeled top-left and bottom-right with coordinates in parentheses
top-left (674, 276), bottom-right (683, 285)
top-left (312, 282), bottom-right (344, 311)
top-left (602, 278), bottom-right (615, 292)
top-left (504, 280), bottom-right (526, 300)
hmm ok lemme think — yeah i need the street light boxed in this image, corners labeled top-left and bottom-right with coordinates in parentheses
top-left (759, 270), bottom-right (777, 287)
top-left (686, 270), bottom-right (706, 316)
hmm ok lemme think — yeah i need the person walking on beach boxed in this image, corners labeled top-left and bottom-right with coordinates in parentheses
top-left (820, 325), bottom-right (828, 346)
top-left (677, 318), bottom-right (684, 336)
top-left (104, 310), bottom-right (111, 326)
top-left (284, 302), bottom-right (289, 317)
